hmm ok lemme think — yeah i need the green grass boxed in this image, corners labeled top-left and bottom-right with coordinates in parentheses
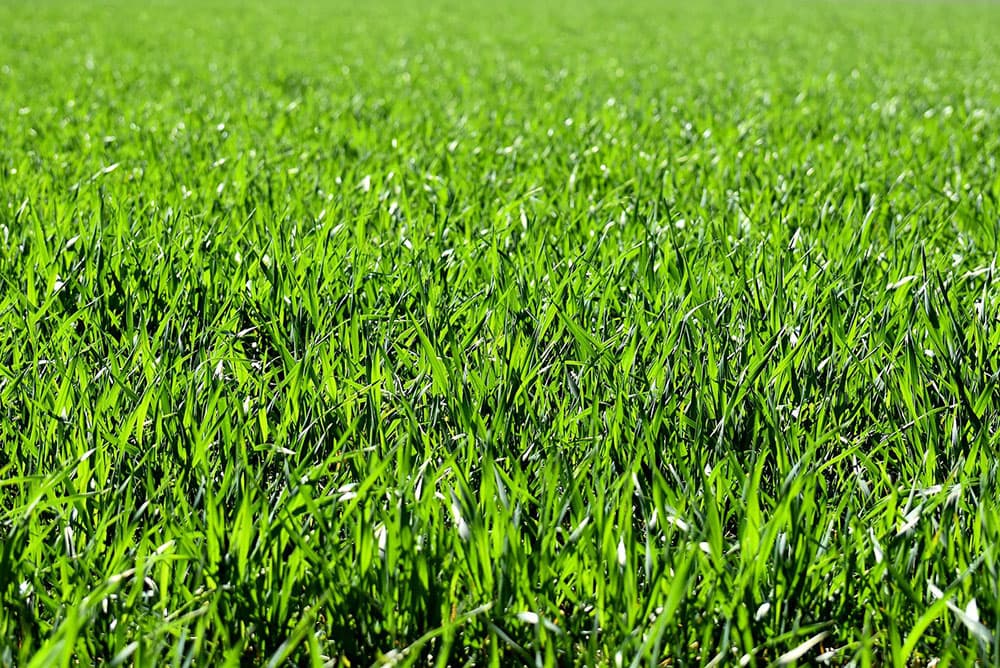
top-left (2, 0), bottom-right (1000, 664)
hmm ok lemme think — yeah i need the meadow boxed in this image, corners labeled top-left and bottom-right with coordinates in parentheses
top-left (1, 0), bottom-right (1000, 664)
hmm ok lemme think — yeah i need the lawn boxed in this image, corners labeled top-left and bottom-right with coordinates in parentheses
top-left (1, 0), bottom-right (999, 664)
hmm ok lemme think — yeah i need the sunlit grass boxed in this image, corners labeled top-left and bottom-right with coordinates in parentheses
top-left (1, 0), bottom-right (999, 665)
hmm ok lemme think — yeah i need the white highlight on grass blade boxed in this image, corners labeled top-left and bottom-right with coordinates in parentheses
top-left (816, 646), bottom-right (843, 664)
top-left (142, 576), bottom-right (158, 599)
top-left (789, 227), bottom-right (802, 249)
top-left (666, 515), bottom-right (689, 532)
top-left (109, 641), bottom-right (138, 667)
top-left (358, 175), bottom-right (372, 192)
top-left (516, 611), bottom-right (539, 625)
top-left (776, 631), bottom-right (829, 665)
top-left (927, 583), bottom-right (992, 644)
top-left (380, 649), bottom-right (404, 666)
top-left (947, 484), bottom-right (962, 505)
top-left (450, 498), bottom-right (470, 541)
top-left (64, 525), bottom-right (77, 558)
top-left (869, 529), bottom-right (883, 564)
top-left (375, 523), bottom-right (387, 557)
top-left (566, 516), bottom-right (590, 543)
top-left (337, 483), bottom-right (358, 502)
top-left (952, 597), bottom-right (992, 644)
top-left (616, 538), bottom-right (627, 567)
top-left (886, 275), bottom-right (917, 291)
top-left (107, 568), bottom-right (136, 585)
top-left (154, 540), bottom-right (175, 556)
top-left (897, 504), bottom-right (922, 535)
top-left (776, 532), bottom-right (788, 558)
top-left (754, 602), bottom-right (770, 621)
top-left (965, 599), bottom-right (980, 623)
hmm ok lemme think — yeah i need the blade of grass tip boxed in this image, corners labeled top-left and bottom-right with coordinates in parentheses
top-left (945, 598), bottom-right (993, 646)
top-left (110, 642), bottom-right (140, 667)
top-left (772, 631), bottom-right (829, 667)
top-left (486, 621), bottom-right (534, 665)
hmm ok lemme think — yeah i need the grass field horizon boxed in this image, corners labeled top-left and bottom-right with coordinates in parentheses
top-left (2, 0), bottom-right (999, 665)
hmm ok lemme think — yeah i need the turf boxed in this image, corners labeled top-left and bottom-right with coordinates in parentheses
top-left (1, 0), bottom-right (1000, 665)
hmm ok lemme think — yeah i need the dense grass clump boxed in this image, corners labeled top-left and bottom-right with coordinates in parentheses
top-left (2, 0), bottom-right (1000, 664)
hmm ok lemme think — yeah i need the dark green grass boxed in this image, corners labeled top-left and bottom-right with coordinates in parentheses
top-left (2, 0), bottom-right (1000, 665)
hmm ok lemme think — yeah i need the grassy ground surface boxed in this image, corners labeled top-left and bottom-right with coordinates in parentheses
top-left (2, 0), bottom-right (1000, 665)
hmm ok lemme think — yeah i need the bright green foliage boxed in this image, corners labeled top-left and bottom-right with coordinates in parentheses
top-left (1, 0), bottom-right (1000, 665)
